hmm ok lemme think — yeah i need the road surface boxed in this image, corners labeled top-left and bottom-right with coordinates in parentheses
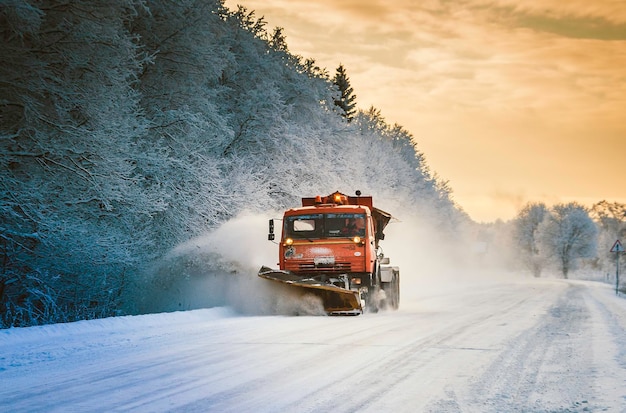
top-left (1, 278), bottom-right (625, 412)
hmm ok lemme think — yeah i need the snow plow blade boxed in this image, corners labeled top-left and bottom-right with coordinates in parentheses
top-left (258, 266), bottom-right (363, 315)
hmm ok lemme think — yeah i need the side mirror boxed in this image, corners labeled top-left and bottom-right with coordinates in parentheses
top-left (268, 219), bottom-right (275, 241)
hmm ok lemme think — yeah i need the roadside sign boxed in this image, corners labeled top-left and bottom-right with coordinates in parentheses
top-left (611, 240), bottom-right (624, 253)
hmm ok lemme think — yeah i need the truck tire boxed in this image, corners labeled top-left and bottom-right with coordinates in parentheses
top-left (366, 267), bottom-right (381, 313)
top-left (389, 270), bottom-right (400, 310)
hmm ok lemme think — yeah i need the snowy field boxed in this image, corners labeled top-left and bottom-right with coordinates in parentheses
top-left (1, 277), bottom-right (626, 412)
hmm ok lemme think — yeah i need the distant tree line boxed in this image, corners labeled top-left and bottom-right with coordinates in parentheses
top-left (512, 202), bottom-right (598, 278)
top-left (477, 201), bottom-right (625, 281)
top-left (0, 0), bottom-right (459, 327)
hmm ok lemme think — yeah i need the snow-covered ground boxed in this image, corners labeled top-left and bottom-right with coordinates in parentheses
top-left (1, 277), bottom-right (625, 412)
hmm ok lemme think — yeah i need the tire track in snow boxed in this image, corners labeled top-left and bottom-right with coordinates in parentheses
top-left (461, 282), bottom-right (608, 412)
top-left (213, 282), bottom-right (554, 413)
top-left (342, 283), bottom-right (554, 413)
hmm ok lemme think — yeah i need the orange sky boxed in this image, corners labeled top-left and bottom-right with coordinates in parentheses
top-left (225, 0), bottom-right (626, 222)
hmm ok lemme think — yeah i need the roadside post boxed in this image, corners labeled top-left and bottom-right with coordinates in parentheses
top-left (610, 240), bottom-right (625, 295)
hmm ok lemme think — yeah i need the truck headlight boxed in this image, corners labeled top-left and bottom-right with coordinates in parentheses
top-left (284, 238), bottom-right (294, 246)
top-left (352, 236), bottom-right (362, 244)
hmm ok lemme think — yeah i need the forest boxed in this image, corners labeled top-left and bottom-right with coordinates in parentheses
top-left (1, 0), bottom-right (625, 328)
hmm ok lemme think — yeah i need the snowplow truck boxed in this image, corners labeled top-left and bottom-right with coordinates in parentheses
top-left (259, 191), bottom-right (400, 315)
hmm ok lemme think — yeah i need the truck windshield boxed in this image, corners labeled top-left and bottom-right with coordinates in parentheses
top-left (325, 213), bottom-right (366, 237)
top-left (285, 213), bottom-right (366, 239)
top-left (285, 214), bottom-right (324, 239)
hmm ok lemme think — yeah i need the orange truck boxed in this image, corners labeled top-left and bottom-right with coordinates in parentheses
top-left (259, 191), bottom-right (400, 314)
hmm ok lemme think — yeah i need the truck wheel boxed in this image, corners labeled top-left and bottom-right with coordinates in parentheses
top-left (366, 268), bottom-right (381, 313)
top-left (389, 271), bottom-right (400, 310)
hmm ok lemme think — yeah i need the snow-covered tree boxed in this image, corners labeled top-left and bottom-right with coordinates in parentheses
top-left (538, 203), bottom-right (598, 279)
top-left (513, 203), bottom-right (549, 277)
top-left (130, 0), bottom-right (239, 246)
top-left (590, 201), bottom-right (626, 275)
top-left (1, 0), bottom-right (152, 326)
top-left (591, 201), bottom-right (626, 232)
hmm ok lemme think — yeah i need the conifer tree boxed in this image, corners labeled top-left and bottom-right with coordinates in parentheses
top-left (333, 64), bottom-right (357, 121)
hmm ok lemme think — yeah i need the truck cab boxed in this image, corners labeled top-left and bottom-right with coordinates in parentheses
top-left (262, 191), bottom-right (398, 314)
top-left (280, 204), bottom-right (375, 287)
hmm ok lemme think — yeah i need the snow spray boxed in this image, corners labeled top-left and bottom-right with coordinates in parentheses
top-left (144, 212), bottom-right (326, 316)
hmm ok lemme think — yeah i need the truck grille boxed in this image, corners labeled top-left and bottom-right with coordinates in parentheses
top-left (298, 262), bottom-right (352, 272)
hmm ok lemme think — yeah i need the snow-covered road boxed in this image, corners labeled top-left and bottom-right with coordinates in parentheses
top-left (2, 278), bottom-right (626, 412)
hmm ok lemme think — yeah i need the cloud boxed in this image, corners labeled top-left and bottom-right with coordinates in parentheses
top-left (229, 0), bottom-right (626, 115)
top-left (474, 0), bottom-right (626, 25)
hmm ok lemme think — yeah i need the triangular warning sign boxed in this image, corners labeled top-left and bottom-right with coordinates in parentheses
top-left (610, 239), bottom-right (624, 253)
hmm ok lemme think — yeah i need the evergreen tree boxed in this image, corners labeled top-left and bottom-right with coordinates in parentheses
top-left (333, 64), bottom-right (357, 121)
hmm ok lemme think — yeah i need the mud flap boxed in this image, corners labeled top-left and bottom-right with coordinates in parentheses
top-left (258, 266), bottom-right (363, 315)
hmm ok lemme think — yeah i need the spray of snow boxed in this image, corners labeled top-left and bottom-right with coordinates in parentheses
top-left (142, 203), bottom-right (524, 316)
top-left (380, 203), bottom-right (527, 313)
top-left (142, 211), bottom-right (326, 316)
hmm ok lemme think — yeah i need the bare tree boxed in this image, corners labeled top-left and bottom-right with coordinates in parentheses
top-left (590, 201), bottom-right (626, 275)
top-left (513, 203), bottom-right (549, 277)
top-left (538, 203), bottom-right (598, 279)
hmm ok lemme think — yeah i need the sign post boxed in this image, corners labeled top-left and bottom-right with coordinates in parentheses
top-left (610, 240), bottom-right (625, 295)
